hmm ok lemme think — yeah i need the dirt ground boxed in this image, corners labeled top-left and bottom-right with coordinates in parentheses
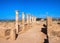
top-left (0, 21), bottom-right (47, 43)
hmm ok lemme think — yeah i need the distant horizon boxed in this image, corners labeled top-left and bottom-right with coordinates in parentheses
top-left (0, 17), bottom-right (60, 21)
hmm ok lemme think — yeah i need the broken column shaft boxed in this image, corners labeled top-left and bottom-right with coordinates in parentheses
top-left (22, 12), bottom-right (25, 31)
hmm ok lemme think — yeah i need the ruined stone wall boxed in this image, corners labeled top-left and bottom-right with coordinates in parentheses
top-left (47, 17), bottom-right (60, 43)
top-left (0, 21), bottom-right (19, 40)
top-left (0, 28), bottom-right (16, 40)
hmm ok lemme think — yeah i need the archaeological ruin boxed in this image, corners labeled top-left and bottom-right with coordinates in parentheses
top-left (0, 10), bottom-right (60, 43)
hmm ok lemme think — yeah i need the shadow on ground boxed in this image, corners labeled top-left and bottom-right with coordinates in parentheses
top-left (41, 24), bottom-right (49, 43)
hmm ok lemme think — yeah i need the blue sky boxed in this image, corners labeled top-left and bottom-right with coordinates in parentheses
top-left (0, 0), bottom-right (60, 20)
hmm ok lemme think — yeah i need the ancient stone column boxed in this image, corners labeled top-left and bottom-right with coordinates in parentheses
top-left (34, 17), bottom-right (36, 23)
top-left (22, 12), bottom-right (25, 31)
top-left (26, 14), bottom-right (31, 24)
top-left (47, 16), bottom-right (52, 43)
top-left (26, 14), bottom-right (29, 29)
top-left (47, 16), bottom-right (52, 35)
top-left (32, 16), bottom-right (35, 23)
top-left (47, 16), bottom-right (52, 34)
top-left (16, 10), bottom-right (19, 34)
top-left (32, 17), bottom-right (34, 23)
top-left (30, 15), bottom-right (32, 23)
top-left (26, 14), bottom-right (29, 24)
top-left (47, 16), bottom-right (52, 27)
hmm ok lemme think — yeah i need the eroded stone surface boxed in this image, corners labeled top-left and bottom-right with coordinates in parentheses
top-left (47, 17), bottom-right (60, 43)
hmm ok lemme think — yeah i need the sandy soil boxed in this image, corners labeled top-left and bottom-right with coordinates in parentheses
top-left (0, 22), bottom-right (46, 43)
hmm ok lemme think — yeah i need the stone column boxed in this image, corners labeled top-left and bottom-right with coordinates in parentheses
top-left (32, 16), bottom-right (35, 23)
top-left (32, 17), bottom-right (34, 23)
top-left (16, 10), bottom-right (19, 34)
top-left (26, 14), bottom-right (29, 29)
top-left (30, 15), bottom-right (32, 23)
top-left (47, 16), bottom-right (52, 35)
top-left (33, 17), bottom-right (34, 22)
top-left (34, 17), bottom-right (36, 23)
top-left (47, 16), bottom-right (52, 27)
top-left (26, 14), bottom-right (29, 24)
top-left (26, 14), bottom-right (32, 29)
top-left (22, 12), bottom-right (25, 31)
top-left (26, 14), bottom-right (31, 24)
top-left (47, 16), bottom-right (52, 43)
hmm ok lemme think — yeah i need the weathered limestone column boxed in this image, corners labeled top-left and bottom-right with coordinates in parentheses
top-left (26, 14), bottom-right (29, 29)
top-left (26, 14), bottom-right (29, 24)
top-left (22, 12), bottom-right (25, 31)
top-left (16, 10), bottom-right (19, 33)
top-left (47, 16), bottom-right (52, 43)
top-left (47, 17), bottom-right (52, 27)
top-left (47, 16), bottom-right (52, 36)
top-left (31, 16), bottom-right (35, 27)
top-left (34, 17), bottom-right (36, 23)
top-left (33, 16), bottom-right (34, 22)
top-left (26, 14), bottom-right (32, 29)
top-left (32, 16), bottom-right (34, 23)
top-left (46, 17), bottom-right (52, 36)
top-left (32, 16), bottom-right (36, 23)
top-left (30, 15), bottom-right (32, 23)
top-left (28, 15), bottom-right (32, 29)
top-left (35, 17), bottom-right (36, 22)
top-left (26, 14), bottom-right (31, 24)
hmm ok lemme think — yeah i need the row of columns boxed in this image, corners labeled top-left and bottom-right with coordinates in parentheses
top-left (16, 10), bottom-right (36, 34)
top-left (26, 14), bottom-right (36, 24)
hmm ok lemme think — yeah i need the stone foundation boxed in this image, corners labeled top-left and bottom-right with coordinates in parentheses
top-left (0, 28), bottom-right (16, 40)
